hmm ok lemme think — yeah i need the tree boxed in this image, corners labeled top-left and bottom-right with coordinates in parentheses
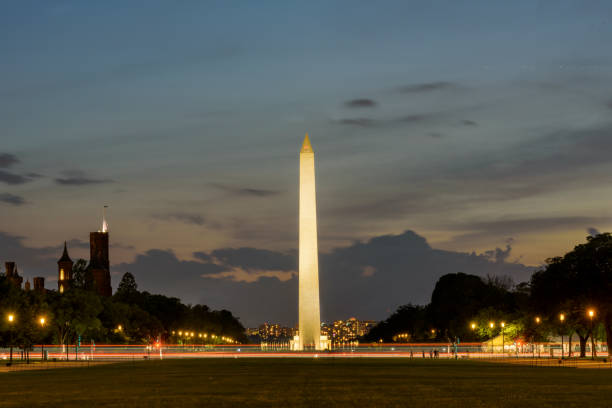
top-left (71, 259), bottom-right (92, 289)
top-left (115, 272), bottom-right (139, 303)
top-left (530, 234), bottom-right (612, 357)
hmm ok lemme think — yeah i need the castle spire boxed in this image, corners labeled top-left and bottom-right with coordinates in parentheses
top-left (58, 241), bottom-right (72, 263)
top-left (300, 133), bottom-right (313, 154)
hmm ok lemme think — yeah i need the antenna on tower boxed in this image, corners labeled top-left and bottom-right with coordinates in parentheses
top-left (102, 205), bottom-right (109, 233)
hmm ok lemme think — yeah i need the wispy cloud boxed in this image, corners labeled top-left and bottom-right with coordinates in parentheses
top-left (397, 81), bottom-right (458, 93)
top-left (0, 193), bottom-right (26, 206)
top-left (55, 170), bottom-right (113, 186)
top-left (0, 153), bottom-right (19, 168)
top-left (211, 183), bottom-right (281, 197)
top-left (158, 212), bottom-right (206, 226)
top-left (344, 98), bottom-right (377, 108)
top-left (0, 170), bottom-right (31, 185)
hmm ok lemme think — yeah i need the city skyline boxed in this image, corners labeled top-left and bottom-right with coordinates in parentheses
top-left (2, 1), bottom-right (612, 327)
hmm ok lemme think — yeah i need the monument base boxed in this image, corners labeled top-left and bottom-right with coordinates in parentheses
top-left (290, 334), bottom-right (330, 351)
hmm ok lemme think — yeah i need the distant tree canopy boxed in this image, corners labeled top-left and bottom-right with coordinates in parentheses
top-left (0, 270), bottom-right (247, 348)
top-left (530, 233), bottom-right (612, 356)
top-left (363, 272), bottom-right (524, 343)
top-left (365, 234), bottom-right (612, 357)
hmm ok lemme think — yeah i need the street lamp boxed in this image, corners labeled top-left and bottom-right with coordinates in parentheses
top-left (501, 322), bottom-right (505, 354)
top-left (588, 309), bottom-right (596, 360)
top-left (39, 317), bottom-right (46, 360)
top-left (7, 314), bottom-right (15, 364)
top-left (559, 313), bottom-right (565, 359)
top-left (535, 316), bottom-right (541, 358)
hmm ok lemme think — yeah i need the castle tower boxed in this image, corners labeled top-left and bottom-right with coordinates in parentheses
top-left (89, 209), bottom-right (112, 296)
top-left (33, 277), bottom-right (45, 293)
top-left (5, 262), bottom-right (23, 287)
top-left (298, 134), bottom-right (322, 350)
top-left (58, 241), bottom-right (73, 293)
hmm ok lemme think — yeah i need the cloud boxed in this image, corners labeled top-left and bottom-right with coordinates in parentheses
top-left (344, 98), bottom-right (377, 108)
top-left (158, 212), bottom-right (206, 226)
top-left (0, 193), bottom-right (26, 206)
top-left (0, 170), bottom-right (31, 185)
top-left (397, 81), bottom-right (457, 93)
top-left (67, 238), bottom-right (90, 249)
top-left (587, 227), bottom-right (600, 237)
top-left (55, 172), bottom-right (113, 186)
top-left (337, 118), bottom-right (379, 127)
top-left (0, 153), bottom-right (19, 168)
top-left (361, 265), bottom-right (376, 277)
top-left (482, 244), bottom-right (512, 263)
top-left (0, 232), bottom-right (65, 281)
top-left (111, 230), bottom-right (532, 326)
top-left (461, 119), bottom-right (477, 126)
top-left (210, 183), bottom-right (281, 197)
top-left (205, 266), bottom-right (296, 283)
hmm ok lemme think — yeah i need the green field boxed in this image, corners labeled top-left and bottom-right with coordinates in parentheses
top-left (1, 358), bottom-right (612, 407)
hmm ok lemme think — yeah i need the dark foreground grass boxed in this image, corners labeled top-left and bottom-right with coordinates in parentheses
top-left (1, 358), bottom-right (611, 408)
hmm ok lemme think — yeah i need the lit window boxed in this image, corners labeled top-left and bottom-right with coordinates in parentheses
top-left (60, 268), bottom-right (64, 280)
top-left (60, 284), bottom-right (64, 293)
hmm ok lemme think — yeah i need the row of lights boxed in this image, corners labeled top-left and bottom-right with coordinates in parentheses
top-left (6, 313), bottom-right (46, 327)
top-left (469, 308), bottom-right (596, 330)
top-left (171, 330), bottom-right (235, 343)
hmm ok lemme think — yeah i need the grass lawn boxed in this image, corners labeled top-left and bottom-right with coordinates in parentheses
top-left (1, 358), bottom-right (611, 407)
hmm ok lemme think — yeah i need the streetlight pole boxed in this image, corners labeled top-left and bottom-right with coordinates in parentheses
top-left (39, 317), bottom-right (46, 361)
top-left (489, 322), bottom-right (494, 356)
top-left (559, 313), bottom-right (565, 359)
top-left (535, 317), bottom-right (541, 359)
top-left (588, 309), bottom-right (595, 360)
top-left (501, 322), bottom-right (505, 356)
top-left (7, 314), bottom-right (15, 364)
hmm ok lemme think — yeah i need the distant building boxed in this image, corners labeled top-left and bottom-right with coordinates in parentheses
top-left (5, 262), bottom-right (23, 287)
top-left (328, 318), bottom-right (377, 343)
top-left (254, 318), bottom-right (376, 343)
top-left (58, 241), bottom-right (73, 293)
top-left (89, 231), bottom-right (112, 297)
top-left (258, 323), bottom-right (298, 340)
top-left (33, 277), bottom-right (45, 293)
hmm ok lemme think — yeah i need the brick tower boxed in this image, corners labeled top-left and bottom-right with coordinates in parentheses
top-left (89, 210), bottom-right (112, 297)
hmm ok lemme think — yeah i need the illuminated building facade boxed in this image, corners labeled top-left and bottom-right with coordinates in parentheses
top-left (258, 323), bottom-right (298, 340)
top-left (57, 241), bottom-right (73, 293)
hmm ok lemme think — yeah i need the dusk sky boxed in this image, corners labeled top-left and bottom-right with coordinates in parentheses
top-left (2, 1), bottom-right (612, 326)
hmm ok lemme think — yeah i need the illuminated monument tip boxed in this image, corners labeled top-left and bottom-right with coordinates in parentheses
top-left (300, 133), bottom-right (313, 153)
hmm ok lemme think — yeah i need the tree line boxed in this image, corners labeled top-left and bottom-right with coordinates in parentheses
top-left (364, 233), bottom-right (612, 357)
top-left (0, 263), bottom-right (247, 351)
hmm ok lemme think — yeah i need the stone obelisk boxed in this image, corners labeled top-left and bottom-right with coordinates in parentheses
top-left (298, 133), bottom-right (322, 350)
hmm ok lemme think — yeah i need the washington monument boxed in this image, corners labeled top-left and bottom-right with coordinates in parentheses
top-left (298, 133), bottom-right (322, 350)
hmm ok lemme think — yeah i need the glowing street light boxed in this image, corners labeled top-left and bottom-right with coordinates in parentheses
top-left (535, 316), bottom-right (541, 324)
top-left (559, 313), bottom-right (566, 359)
top-left (588, 308), bottom-right (596, 360)
top-left (39, 316), bottom-right (47, 360)
top-left (470, 323), bottom-right (476, 330)
top-left (7, 314), bottom-right (15, 363)
top-left (489, 322), bottom-right (494, 329)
